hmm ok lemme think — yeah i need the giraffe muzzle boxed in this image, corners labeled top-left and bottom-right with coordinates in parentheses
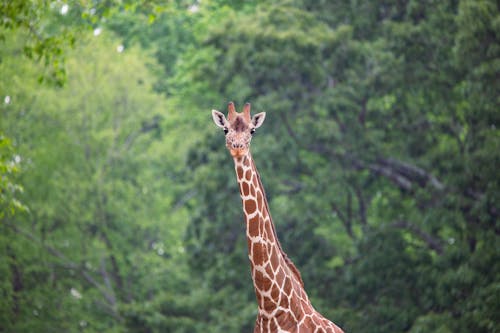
top-left (229, 147), bottom-right (247, 158)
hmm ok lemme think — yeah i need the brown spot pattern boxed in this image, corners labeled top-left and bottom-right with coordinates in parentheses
top-left (270, 247), bottom-right (279, 271)
top-left (237, 166), bottom-right (244, 179)
top-left (254, 270), bottom-right (269, 290)
top-left (242, 182), bottom-right (249, 196)
top-left (257, 191), bottom-right (263, 210)
top-left (252, 242), bottom-right (267, 266)
top-left (248, 216), bottom-right (260, 237)
top-left (263, 295), bottom-right (277, 312)
top-left (245, 199), bottom-right (256, 214)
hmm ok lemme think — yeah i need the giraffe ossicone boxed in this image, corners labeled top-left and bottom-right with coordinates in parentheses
top-left (212, 102), bottom-right (344, 333)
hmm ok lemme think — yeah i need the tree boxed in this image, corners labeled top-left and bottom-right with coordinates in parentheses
top-left (0, 0), bottom-right (170, 85)
top-left (0, 29), bottom-right (191, 332)
top-left (179, 0), bottom-right (500, 331)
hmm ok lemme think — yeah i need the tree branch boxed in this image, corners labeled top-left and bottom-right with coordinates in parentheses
top-left (99, 257), bottom-right (118, 307)
top-left (331, 201), bottom-right (354, 238)
top-left (6, 223), bottom-right (123, 319)
top-left (376, 157), bottom-right (445, 191)
top-left (354, 186), bottom-right (367, 226)
top-left (368, 163), bottom-right (413, 191)
top-left (390, 220), bottom-right (444, 254)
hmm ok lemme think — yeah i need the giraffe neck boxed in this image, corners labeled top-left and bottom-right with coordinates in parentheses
top-left (233, 153), bottom-right (344, 333)
top-left (233, 153), bottom-right (309, 318)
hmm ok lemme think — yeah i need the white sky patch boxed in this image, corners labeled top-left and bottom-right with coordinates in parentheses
top-left (188, 1), bottom-right (200, 13)
top-left (93, 27), bottom-right (102, 36)
top-left (4, 95), bottom-right (11, 104)
top-left (117, 44), bottom-right (124, 53)
top-left (188, 4), bottom-right (199, 13)
top-left (152, 242), bottom-right (165, 256)
top-left (70, 288), bottom-right (82, 299)
top-left (60, 4), bottom-right (69, 15)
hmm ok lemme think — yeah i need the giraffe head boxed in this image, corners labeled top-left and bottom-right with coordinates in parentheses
top-left (212, 102), bottom-right (266, 158)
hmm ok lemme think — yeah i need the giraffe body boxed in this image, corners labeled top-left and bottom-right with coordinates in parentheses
top-left (212, 102), bottom-right (344, 333)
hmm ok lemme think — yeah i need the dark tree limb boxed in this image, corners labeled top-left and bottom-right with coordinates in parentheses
top-left (354, 186), bottom-right (367, 226)
top-left (331, 201), bottom-right (354, 239)
top-left (376, 157), bottom-right (445, 191)
top-left (368, 163), bottom-right (414, 191)
top-left (391, 220), bottom-right (444, 255)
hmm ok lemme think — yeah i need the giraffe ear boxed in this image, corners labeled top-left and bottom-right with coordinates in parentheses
top-left (212, 110), bottom-right (229, 129)
top-left (251, 112), bottom-right (266, 129)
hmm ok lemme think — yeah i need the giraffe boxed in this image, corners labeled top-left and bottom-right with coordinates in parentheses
top-left (212, 102), bottom-right (344, 333)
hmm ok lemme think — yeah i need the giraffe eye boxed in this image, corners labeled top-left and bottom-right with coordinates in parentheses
top-left (250, 128), bottom-right (256, 135)
top-left (223, 128), bottom-right (229, 135)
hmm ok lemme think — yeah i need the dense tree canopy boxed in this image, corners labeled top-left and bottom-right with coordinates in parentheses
top-left (1, 1), bottom-right (499, 332)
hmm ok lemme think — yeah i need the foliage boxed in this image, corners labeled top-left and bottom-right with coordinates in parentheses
top-left (0, 29), bottom-right (191, 332)
top-left (0, 135), bottom-right (27, 219)
top-left (1, 0), bottom-right (499, 332)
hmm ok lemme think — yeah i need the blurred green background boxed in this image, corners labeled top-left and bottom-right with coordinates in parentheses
top-left (1, 1), bottom-right (499, 332)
